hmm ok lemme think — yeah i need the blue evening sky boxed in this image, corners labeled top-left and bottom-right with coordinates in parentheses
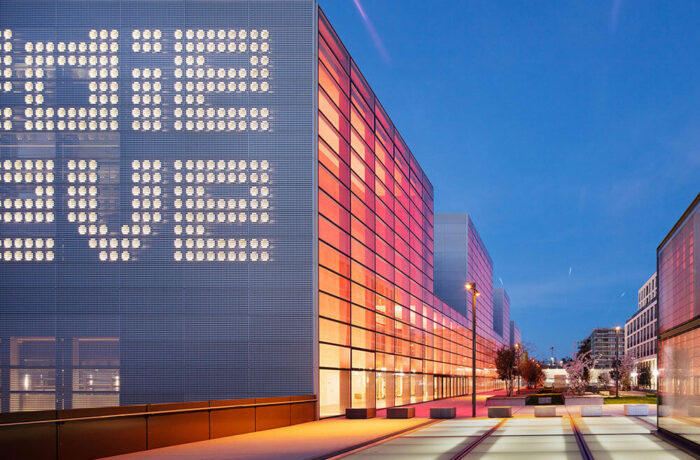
top-left (318, 0), bottom-right (700, 359)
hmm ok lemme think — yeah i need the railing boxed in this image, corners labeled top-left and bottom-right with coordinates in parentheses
top-left (0, 395), bottom-right (317, 460)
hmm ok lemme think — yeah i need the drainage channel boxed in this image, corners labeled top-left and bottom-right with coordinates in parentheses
top-left (568, 414), bottom-right (595, 460)
top-left (449, 418), bottom-right (507, 460)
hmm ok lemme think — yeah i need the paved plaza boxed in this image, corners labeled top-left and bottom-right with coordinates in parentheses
top-left (105, 393), bottom-right (698, 460)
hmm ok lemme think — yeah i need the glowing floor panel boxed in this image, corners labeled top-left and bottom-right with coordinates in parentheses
top-left (584, 434), bottom-right (696, 459)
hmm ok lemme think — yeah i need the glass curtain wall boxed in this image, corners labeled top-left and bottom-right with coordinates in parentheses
top-left (317, 8), bottom-right (502, 418)
top-left (658, 196), bottom-right (699, 447)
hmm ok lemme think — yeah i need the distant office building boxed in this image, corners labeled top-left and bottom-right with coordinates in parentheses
top-left (625, 272), bottom-right (658, 387)
top-left (658, 194), bottom-right (699, 449)
top-left (510, 321), bottom-right (522, 348)
top-left (0, 0), bottom-right (514, 419)
top-left (585, 328), bottom-right (625, 368)
top-left (434, 214), bottom-right (508, 391)
top-left (434, 214), bottom-right (500, 343)
top-left (493, 287), bottom-right (510, 341)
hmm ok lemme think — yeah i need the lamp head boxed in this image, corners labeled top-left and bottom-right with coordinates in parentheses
top-left (615, 325), bottom-right (620, 331)
top-left (465, 283), bottom-right (473, 290)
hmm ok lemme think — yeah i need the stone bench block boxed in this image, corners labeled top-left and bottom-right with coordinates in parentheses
top-left (487, 406), bottom-right (512, 418)
top-left (624, 404), bottom-right (649, 416)
top-left (387, 407), bottom-right (415, 419)
top-left (581, 405), bottom-right (602, 417)
top-left (534, 406), bottom-right (557, 417)
top-left (429, 407), bottom-right (456, 419)
top-left (345, 408), bottom-right (376, 419)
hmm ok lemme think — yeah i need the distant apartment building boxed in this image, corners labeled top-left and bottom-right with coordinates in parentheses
top-left (625, 272), bottom-right (658, 386)
top-left (585, 328), bottom-right (625, 368)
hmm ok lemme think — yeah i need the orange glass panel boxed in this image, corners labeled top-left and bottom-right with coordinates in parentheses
top-left (352, 326), bottom-right (375, 351)
top-left (319, 36), bottom-right (349, 94)
top-left (319, 87), bottom-right (350, 138)
top-left (319, 266), bottom-right (351, 299)
top-left (318, 164), bottom-right (350, 205)
top-left (319, 318), bottom-right (350, 346)
top-left (319, 61), bottom-right (350, 114)
top-left (320, 343), bottom-right (351, 369)
top-left (319, 240), bottom-right (350, 278)
top-left (319, 11), bottom-right (350, 71)
top-left (351, 282), bottom-right (376, 310)
top-left (352, 349), bottom-right (375, 370)
top-left (319, 292), bottom-right (351, 323)
top-left (351, 304), bottom-right (376, 329)
top-left (318, 215), bottom-right (350, 255)
top-left (318, 188), bottom-right (350, 228)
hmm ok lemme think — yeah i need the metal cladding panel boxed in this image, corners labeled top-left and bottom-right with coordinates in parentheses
top-left (433, 214), bottom-right (469, 317)
top-left (0, 0), bottom-right (316, 411)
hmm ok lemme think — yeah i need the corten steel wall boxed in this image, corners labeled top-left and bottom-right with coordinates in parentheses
top-left (0, 395), bottom-right (316, 460)
top-left (0, 0), bottom-right (316, 412)
top-left (317, 12), bottom-right (503, 418)
top-left (657, 194), bottom-right (700, 449)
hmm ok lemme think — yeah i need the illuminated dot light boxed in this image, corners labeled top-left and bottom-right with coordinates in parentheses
top-left (173, 28), bottom-right (271, 132)
top-left (0, 159), bottom-right (55, 224)
top-left (0, 156), bottom-right (55, 261)
top-left (1, 237), bottom-right (54, 262)
top-left (65, 159), bottom-right (144, 261)
top-left (131, 68), bottom-right (163, 131)
top-left (22, 30), bottom-right (119, 131)
top-left (172, 159), bottom-right (271, 261)
top-left (0, 31), bottom-right (11, 95)
top-left (130, 159), bottom-right (162, 234)
top-left (1, 107), bottom-right (12, 130)
top-left (131, 29), bottom-right (163, 53)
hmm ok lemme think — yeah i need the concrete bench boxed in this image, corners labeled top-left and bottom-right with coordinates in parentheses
top-left (345, 408), bottom-right (376, 419)
top-left (581, 405), bottom-right (602, 417)
top-left (430, 407), bottom-right (456, 419)
top-left (387, 407), bottom-right (415, 419)
top-left (535, 406), bottom-right (557, 417)
top-left (488, 406), bottom-right (512, 418)
top-left (624, 404), bottom-right (649, 416)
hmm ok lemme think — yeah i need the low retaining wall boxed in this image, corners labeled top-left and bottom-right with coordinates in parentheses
top-left (564, 395), bottom-right (604, 406)
top-left (0, 395), bottom-right (316, 460)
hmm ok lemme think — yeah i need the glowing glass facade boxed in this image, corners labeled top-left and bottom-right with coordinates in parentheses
top-left (658, 194), bottom-right (700, 447)
top-left (1, 0), bottom-right (511, 416)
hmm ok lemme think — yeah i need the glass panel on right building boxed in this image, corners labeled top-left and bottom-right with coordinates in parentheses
top-left (658, 194), bottom-right (700, 448)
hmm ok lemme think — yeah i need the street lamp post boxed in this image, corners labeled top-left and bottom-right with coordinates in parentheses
top-left (466, 282), bottom-right (480, 417)
top-left (515, 343), bottom-right (521, 395)
top-left (615, 326), bottom-right (620, 398)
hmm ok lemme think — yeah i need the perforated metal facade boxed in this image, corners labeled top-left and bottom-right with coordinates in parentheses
top-left (0, 0), bottom-right (316, 411)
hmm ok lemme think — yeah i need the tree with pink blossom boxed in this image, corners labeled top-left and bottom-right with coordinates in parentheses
top-left (564, 350), bottom-right (597, 395)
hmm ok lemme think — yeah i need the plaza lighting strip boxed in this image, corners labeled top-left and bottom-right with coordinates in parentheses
top-left (450, 418), bottom-right (507, 460)
top-left (568, 414), bottom-right (594, 460)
